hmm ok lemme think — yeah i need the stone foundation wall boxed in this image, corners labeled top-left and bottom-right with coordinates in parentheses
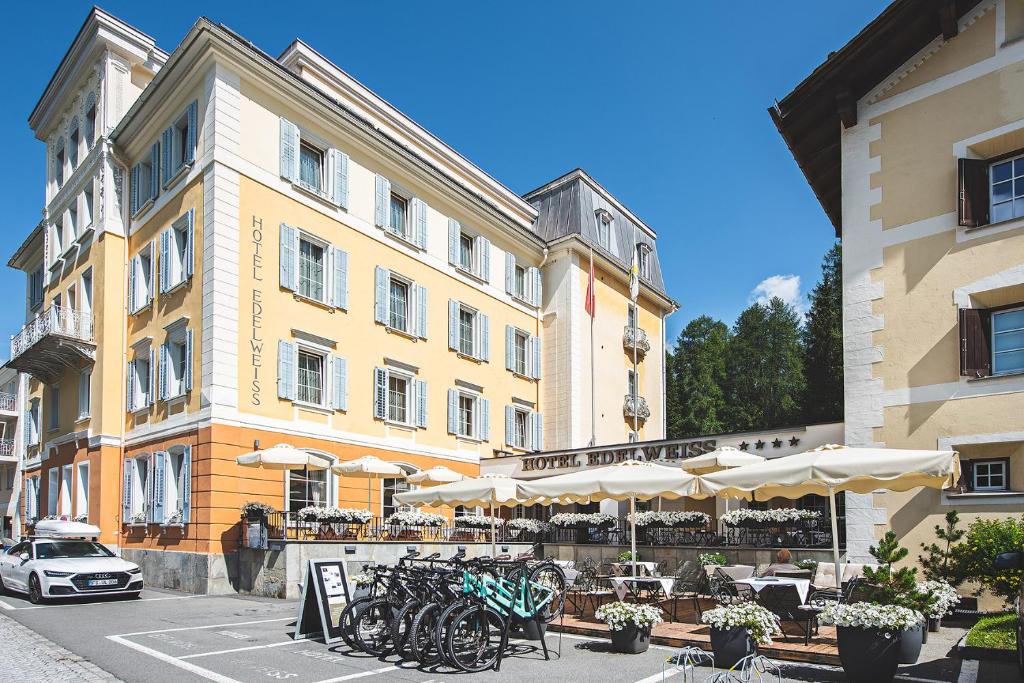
top-left (544, 543), bottom-right (841, 574)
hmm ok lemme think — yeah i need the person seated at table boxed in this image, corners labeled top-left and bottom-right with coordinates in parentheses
top-left (759, 549), bottom-right (801, 577)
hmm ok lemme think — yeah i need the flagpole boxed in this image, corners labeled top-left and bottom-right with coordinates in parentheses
top-left (589, 248), bottom-right (596, 448)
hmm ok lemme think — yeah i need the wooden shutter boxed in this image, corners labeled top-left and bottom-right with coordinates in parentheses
top-left (374, 267), bottom-right (389, 324)
top-left (505, 325), bottom-right (515, 371)
top-left (126, 361), bottom-right (137, 413)
top-left (332, 356), bottom-right (347, 411)
top-left (277, 340), bottom-right (296, 400)
top-left (151, 451), bottom-right (166, 524)
top-left (185, 329), bottom-right (194, 392)
top-left (130, 164), bottom-right (140, 216)
top-left (128, 256), bottom-right (137, 313)
top-left (530, 336), bottom-right (542, 380)
top-left (448, 300), bottom-right (459, 350)
top-left (479, 398), bottom-right (490, 441)
top-left (959, 308), bottom-right (992, 378)
top-left (280, 118), bottom-right (298, 182)
top-left (415, 380), bottom-right (428, 428)
top-left (412, 198), bottom-right (428, 248)
top-left (146, 242), bottom-right (155, 304)
top-left (148, 347), bottom-right (156, 406)
top-left (185, 209), bottom-right (195, 278)
top-left (958, 158), bottom-right (990, 228)
top-left (448, 218), bottom-right (460, 265)
top-left (531, 412), bottom-right (543, 451)
top-left (505, 253), bottom-right (515, 295)
top-left (279, 223), bottom-right (298, 291)
top-left (447, 389), bottom-right (458, 434)
top-left (186, 101), bottom-right (198, 165)
top-left (505, 405), bottom-right (515, 446)
top-left (159, 229), bottom-right (170, 294)
top-left (122, 459), bottom-right (133, 522)
top-left (159, 343), bottom-right (169, 400)
top-left (374, 175), bottom-right (390, 228)
top-left (414, 284), bottom-right (428, 339)
top-left (161, 127), bottom-right (174, 186)
top-left (181, 446), bottom-right (193, 523)
top-left (373, 368), bottom-right (388, 419)
top-left (332, 247), bottom-right (348, 309)
top-left (477, 236), bottom-right (491, 281)
top-left (150, 143), bottom-right (160, 201)
top-left (477, 313), bottom-right (489, 362)
top-left (529, 267), bottom-right (542, 306)
top-left (329, 149), bottom-right (349, 209)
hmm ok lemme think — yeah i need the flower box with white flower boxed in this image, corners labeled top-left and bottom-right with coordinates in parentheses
top-left (818, 601), bottom-right (922, 683)
top-left (701, 602), bottom-right (782, 668)
top-left (549, 512), bottom-right (617, 529)
top-left (594, 602), bottom-right (663, 654)
top-left (450, 515), bottom-right (503, 541)
top-left (298, 506), bottom-right (374, 540)
top-left (383, 511), bottom-right (447, 540)
top-left (505, 518), bottom-right (549, 541)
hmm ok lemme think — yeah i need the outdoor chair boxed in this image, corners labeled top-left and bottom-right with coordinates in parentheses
top-left (566, 566), bottom-right (615, 617)
top-left (709, 572), bottom-right (755, 606)
top-left (663, 560), bottom-right (706, 621)
top-left (808, 577), bottom-right (862, 608)
top-left (756, 584), bottom-right (817, 645)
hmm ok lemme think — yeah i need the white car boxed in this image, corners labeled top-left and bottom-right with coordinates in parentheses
top-left (0, 521), bottom-right (143, 604)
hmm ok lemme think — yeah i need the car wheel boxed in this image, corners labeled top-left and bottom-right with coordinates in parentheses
top-left (28, 574), bottom-right (45, 605)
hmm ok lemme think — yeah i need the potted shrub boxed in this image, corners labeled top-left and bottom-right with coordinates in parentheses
top-left (917, 580), bottom-right (959, 632)
top-left (819, 602), bottom-right (921, 683)
top-left (617, 550), bottom-right (638, 563)
top-left (698, 552), bottom-right (728, 573)
top-left (595, 602), bottom-right (663, 654)
top-left (701, 602), bottom-right (781, 668)
top-left (241, 501), bottom-right (275, 522)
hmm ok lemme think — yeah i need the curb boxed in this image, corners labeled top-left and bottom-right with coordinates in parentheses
top-left (957, 643), bottom-right (1015, 661)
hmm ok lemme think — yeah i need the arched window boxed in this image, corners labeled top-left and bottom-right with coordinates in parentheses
top-left (83, 93), bottom-right (97, 149)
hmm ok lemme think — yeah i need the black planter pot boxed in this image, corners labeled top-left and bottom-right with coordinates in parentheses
top-left (521, 618), bottom-right (547, 641)
top-left (710, 627), bottom-right (756, 669)
top-left (898, 623), bottom-right (923, 664)
top-left (928, 616), bottom-right (941, 632)
top-left (837, 626), bottom-right (900, 683)
top-left (609, 624), bottom-right (651, 654)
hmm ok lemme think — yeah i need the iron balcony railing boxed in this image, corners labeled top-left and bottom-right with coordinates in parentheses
top-left (0, 393), bottom-right (16, 413)
top-left (10, 305), bottom-right (94, 360)
top-left (623, 326), bottom-right (651, 355)
top-left (623, 394), bottom-right (651, 420)
top-left (0, 439), bottom-right (14, 457)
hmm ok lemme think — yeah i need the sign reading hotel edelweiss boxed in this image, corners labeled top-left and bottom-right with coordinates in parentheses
top-left (520, 439), bottom-right (717, 472)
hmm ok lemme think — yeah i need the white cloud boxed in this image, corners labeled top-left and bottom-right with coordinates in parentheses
top-left (749, 274), bottom-right (806, 316)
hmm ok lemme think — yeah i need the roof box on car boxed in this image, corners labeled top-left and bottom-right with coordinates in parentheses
top-left (31, 519), bottom-right (101, 538)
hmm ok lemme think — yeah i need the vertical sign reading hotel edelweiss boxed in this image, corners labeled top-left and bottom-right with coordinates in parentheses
top-left (250, 216), bottom-right (264, 406)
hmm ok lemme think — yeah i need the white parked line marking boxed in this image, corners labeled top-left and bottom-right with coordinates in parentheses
top-left (180, 640), bottom-right (303, 659)
top-left (107, 634), bottom-right (242, 683)
top-left (311, 665), bottom-right (399, 683)
top-left (114, 616), bottom-right (293, 637)
top-left (12, 594), bottom-right (203, 610)
top-left (0, 598), bottom-right (17, 611)
top-left (634, 669), bottom-right (680, 683)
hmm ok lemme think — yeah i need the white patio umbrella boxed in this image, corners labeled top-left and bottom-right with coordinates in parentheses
top-left (680, 446), bottom-right (767, 527)
top-left (235, 443), bottom-right (333, 470)
top-left (701, 444), bottom-right (961, 588)
top-left (333, 456), bottom-right (406, 515)
top-left (394, 473), bottom-right (532, 556)
top-left (406, 466), bottom-right (465, 485)
top-left (516, 459), bottom-right (706, 576)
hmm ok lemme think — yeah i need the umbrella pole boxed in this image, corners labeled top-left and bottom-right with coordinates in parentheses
top-left (490, 503), bottom-right (496, 557)
top-left (630, 496), bottom-right (637, 577)
top-left (829, 486), bottom-right (841, 591)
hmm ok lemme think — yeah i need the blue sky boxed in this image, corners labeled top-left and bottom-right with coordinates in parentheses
top-left (2, 1), bottom-right (888, 350)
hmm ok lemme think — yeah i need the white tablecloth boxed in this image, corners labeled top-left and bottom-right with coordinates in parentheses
top-left (734, 577), bottom-right (811, 604)
top-left (612, 561), bottom-right (659, 576)
top-left (707, 564), bottom-right (755, 580)
top-left (609, 576), bottom-right (676, 601)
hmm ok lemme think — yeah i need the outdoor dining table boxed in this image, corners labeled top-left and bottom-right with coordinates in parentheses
top-left (607, 575), bottom-right (677, 612)
top-left (706, 564), bottom-right (755, 580)
top-left (733, 576), bottom-right (811, 604)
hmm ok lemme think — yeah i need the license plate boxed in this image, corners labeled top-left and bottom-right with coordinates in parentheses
top-left (88, 579), bottom-right (118, 586)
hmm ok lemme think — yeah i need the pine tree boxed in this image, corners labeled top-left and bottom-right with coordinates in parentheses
top-left (665, 349), bottom-right (683, 438)
top-left (802, 243), bottom-right (843, 424)
top-left (671, 316), bottom-right (729, 437)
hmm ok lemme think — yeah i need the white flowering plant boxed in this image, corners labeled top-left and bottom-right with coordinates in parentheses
top-left (131, 511), bottom-right (148, 524)
top-left (595, 601), bottom-right (663, 631)
top-left (549, 512), bottom-right (617, 528)
top-left (627, 511), bottom-right (711, 528)
top-left (701, 603), bottom-right (782, 646)
top-left (818, 602), bottom-right (922, 634)
top-left (241, 501), bottom-right (276, 518)
top-left (298, 506), bottom-right (373, 524)
top-left (720, 508), bottom-right (820, 527)
top-left (384, 510), bottom-right (447, 527)
top-left (916, 580), bottom-right (959, 619)
top-left (506, 518), bottom-right (549, 533)
top-left (73, 514), bottom-right (88, 523)
top-left (351, 573), bottom-right (374, 589)
top-left (454, 515), bottom-right (504, 529)
top-left (698, 552), bottom-right (728, 566)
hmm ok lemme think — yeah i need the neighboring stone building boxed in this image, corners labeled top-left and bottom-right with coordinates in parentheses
top-left (7, 8), bottom-right (674, 592)
top-left (772, 0), bottom-right (1024, 561)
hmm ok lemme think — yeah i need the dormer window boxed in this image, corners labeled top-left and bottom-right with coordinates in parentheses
top-left (637, 243), bottom-right (651, 279)
top-left (596, 209), bottom-right (613, 251)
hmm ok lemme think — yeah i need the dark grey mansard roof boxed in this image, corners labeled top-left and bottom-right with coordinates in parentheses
top-left (524, 169), bottom-right (666, 295)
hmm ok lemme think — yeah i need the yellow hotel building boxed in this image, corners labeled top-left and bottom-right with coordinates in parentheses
top-left (9, 9), bottom-right (675, 592)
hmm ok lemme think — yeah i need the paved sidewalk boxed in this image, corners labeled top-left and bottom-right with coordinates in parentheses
top-left (0, 611), bottom-right (121, 682)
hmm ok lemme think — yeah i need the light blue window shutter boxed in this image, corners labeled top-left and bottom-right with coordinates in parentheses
top-left (374, 175), bottom-right (390, 229)
top-left (531, 335), bottom-right (542, 380)
top-left (478, 313), bottom-right (490, 362)
top-left (448, 218), bottom-right (460, 265)
top-left (148, 347), bottom-right (156, 406)
top-left (150, 142), bottom-right (160, 201)
top-left (279, 117), bottom-right (298, 182)
top-left (159, 230), bottom-right (170, 294)
top-left (415, 380), bottom-right (428, 428)
top-left (181, 446), bottom-right (192, 523)
top-left (130, 164), bottom-right (140, 216)
top-left (479, 398), bottom-right (490, 441)
top-left (448, 300), bottom-right (459, 350)
top-left (477, 236), bottom-right (491, 281)
top-left (279, 223), bottom-right (298, 291)
top-left (414, 284), bottom-right (428, 339)
top-left (23, 410), bottom-right (30, 448)
top-left (146, 242), bottom-right (155, 304)
top-left (126, 361), bottom-right (136, 412)
top-left (447, 389), bottom-right (458, 435)
top-left (332, 248), bottom-right (348, 309)
top-left (161, 127), bottom-right (173, 185)
top-left (531, 412), bottom-right (543, 451)
top-left (531, 267), bottom-right (542, 306)
top-left (505, 252), bottom-right (515, 295)
top-left (332, 356), bottom-right (347, 411)
top-left (185, 209), bottom-right (195, 278)
top-left (505, 326), bottom-right (514, 372)
top-left (505, 405), bottom-right (514, 446)
top-left (277, 340), bottom-right (296, 400)
top-left (185, 329), bottom-right (194, 392)
top-left (128, 257), bottom-right (137, 313)
top-left (159, 343), bottom-right (169, 400)
top-left (152, 451), bottom-right (166, 524)
top-left (186, 100), bottom-right (198, 164)
top-left (373, 368), bottom-right (388, 419)
top-left (412, 198), bottom-right (428, 249)
top-left (329, 149), bottom-right (349, 209)
top-left (374, 266), bottom-right (389, 324)
top-left (122, 459), bottom-right (133, 521)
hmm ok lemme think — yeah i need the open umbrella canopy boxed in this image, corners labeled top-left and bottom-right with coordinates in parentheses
top-left (515, 459), bottom-right (706, 504)
top-left (680, 446), bottom-right (766, 473)
top-left (332, 455), bottom-right (405, 478)
top-left (236, 444), bottom-right (333, 470)
top-left (394, 473), bottom-right (526, 508)
top-left (406, 466), bottom-right (465, 485)
top-left (700, 444), bottom-right (961, 500)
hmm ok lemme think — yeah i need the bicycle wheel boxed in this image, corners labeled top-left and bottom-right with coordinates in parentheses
top-left (528, 563), bottom-right (567, 623)
top-left (354, 598), bottom-right (394, 656)
top-left (409, 601), bottom-right (442, 665)
top-left (389, 599), bottom-right (420, 658)
top-left (338, 596), bottom-right (373, 650)
top-left (444, 604), bottom-right (506, 673)
top-left (435, 597), bottom-right (472, 666)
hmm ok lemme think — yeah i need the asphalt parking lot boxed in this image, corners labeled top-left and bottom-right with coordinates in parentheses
top-left (0, 586), bottom-right (1015, 682)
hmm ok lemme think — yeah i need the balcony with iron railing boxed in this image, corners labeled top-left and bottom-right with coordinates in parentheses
top-left (0, 439), bottom-right (15, 459)
top-left (8, 305), bottom-right (95, 383)
top-left (0, 393), bottom-right (16, 416)
top-left (623, 394), bottom-right (651, 420)
top-left (623, 326), bottom-right (651, 356)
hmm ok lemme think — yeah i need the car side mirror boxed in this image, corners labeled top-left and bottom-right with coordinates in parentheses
top-left (994, 551), bottom-right (1024, 570)
top-left (18, 552), bottom-right (29, 563)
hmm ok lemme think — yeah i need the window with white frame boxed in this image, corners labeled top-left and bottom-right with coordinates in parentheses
top-left (505, 254), bottom-right (540, 306)
top-left (505, 405), bottom-right (542, 451)
top-left (288, 466), bottom-right (330, 513)
top-left (60, 464), bottom-right (72, 516)
top-left (51, 217), bottom-right (63, 262)
top-left (390, 192), bottom-right (409, 239)
top-left (449, 220), bottom-right (490, 281)
top-left (280, 224), bottom-right (348, 309)
top-left (388, 373), bottom-right (410, 424)
top-left (68, 206), bottom-right (79, 244)
top-left (374, 267), bottom-right (426, 338)
top-left (382, 475), bottom-right (413, 518)
top-left (513, 329), bottom-right (528, 376)
top-left (596, 209), bottom-right (612, 250)
top-left (280, 118), bottom-right (350, 209)
top-left (637, 243), bottom-right (651, 279)
top-left (459, 307), bottom-right (476, 356)
top-left (448, 388), bottom-right (488, 441)
top-left (83, 185), bottom-right (94, 230)
top-left (129, 242), bottom-right (154, 314)
top-left (28, 266), bottom-right (43, 311)
top-left (47, 468), bottom-right (58, 515)
top-left (389, 277), bottom-right (410, 332)
top-left (297, 349), bottom-right (324, 406)
top-left (449, 300), bottom-right (488, 361)
top-left (459, 232), bottom-right (473, 271)
top-left (278, 341), bottom-right (348, 411)
top-left (127, 343), bottom-right (154, 412)
top-left (163, 102), bottom-right (197, 184)
top-left (514, 264), bottom-right (526, 300)
top-left (127, 455), bottom-right (149, 522)
top-left (992, 308), bottom-right (1024, 375)
top-left (505, 325), bottom-right (540, 379)
top-left (47, 386), bottom-right (59, 431)
top-left (972, 459), bottom-right (1008, 492)
top-left (373, 366), bottom-right (426, 428)
top-left (26, 399), bottom-right (40, 446)
top-left (628, 368), bottom-right (638, 397)
top-left (163, 445), bottom-right (191, 524)
top-left (513, 408), bottom-right (528, 449)
top-left (130, 143), bottom-right (159, 216)
top-left (160, 324), bottom-right (193, 400)
top-left (299, 140), bottom-right (325, 193)
top-left (80, 268), bottom-right (92, 318)
top-left (78, 369), bottom-right (91, 419)
top-left (990, 155), bottom-right (1024, 223)
top-left (76, 461), bottom-right (89, 521)
top-left (298, 236), bottom-right (325, 302)
top-left (627, 303), bottom-right (637, 329)
top-left (161, 211), bottom-right (194, 293)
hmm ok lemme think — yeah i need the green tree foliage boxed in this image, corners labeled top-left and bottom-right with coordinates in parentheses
top-left (862, 531), bottom-right (935, 615)
top-left (920, 510), bottom-right (965, 585)
top-left (669, 316), bottom-right (730, 438)
top-left (802, 243), bottom-right (843, 424)
top-left (952, 516), bottom-right (1024, 606)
